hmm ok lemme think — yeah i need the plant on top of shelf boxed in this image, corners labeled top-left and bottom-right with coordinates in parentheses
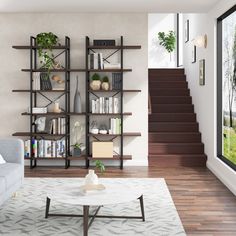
top-left (90, 73), bottom-right (101, 90)
top-left (36, 32), bottom-right (59, 74)
top-left (101, 76), bottom-right (110, 90)
top-left (157, 31), bottom-right (176, 60)
top-left (71, 142), bottom-right (83, 157)
top-left (94, 160), bottom-right (105, 173)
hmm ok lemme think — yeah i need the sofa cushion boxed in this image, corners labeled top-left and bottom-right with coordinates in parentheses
top-left (0, 163), bottom-right (23, 190)
top-left (0, 177), bottom-right (5, 195)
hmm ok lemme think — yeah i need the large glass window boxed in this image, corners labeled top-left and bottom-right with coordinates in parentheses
top-left (217, 5), bottom-right (236, 170)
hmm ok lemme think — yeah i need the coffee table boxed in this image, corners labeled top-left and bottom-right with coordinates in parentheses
top-left (45, 182), bottom-right (145, 236)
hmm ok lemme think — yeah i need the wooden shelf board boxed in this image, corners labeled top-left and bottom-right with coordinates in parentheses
top-left (25, 157), bottom-right (66, 160)
top-left (88, 45), bottom-right (141, 49)
top-left (88, 132), bottom-right (141, 137)
top-left (12, 89), bottom-right (66, 93)
top-left (88, 69), bottom-right (132, 72)
top-left (88, 89), bottom-right (141, 93)
top-left (88, 112), bottom-right (132, 116)
top-left (21, 112), bottom-right (86, 116)
top-left (21, 69), bottom-right (86, 72)
top-left (86, 155), bottom-right (132, 160)
top-left (13, 45), bottom-right (68, 50)
top-left (12, 132), bottom-right (67, 137)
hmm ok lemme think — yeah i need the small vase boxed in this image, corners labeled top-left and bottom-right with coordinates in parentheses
top-left (85, 170), bottom-right (98, 185)
top-left (74, 76), bottom-right (82, 113)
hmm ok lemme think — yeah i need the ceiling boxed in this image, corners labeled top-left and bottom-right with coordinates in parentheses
top-left (0, 0), bottom-right (221, 13)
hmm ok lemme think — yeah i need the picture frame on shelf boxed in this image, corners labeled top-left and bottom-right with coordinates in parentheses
top-left (199, 59), bottom-right (205, 86)
top-left (192, 45), bottom-right (196, 63)
top-left (185, 20), bottom-right (189, 43)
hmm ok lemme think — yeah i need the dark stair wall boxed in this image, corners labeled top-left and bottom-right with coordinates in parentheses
top-left (148, 68), bottom-right (207, 167)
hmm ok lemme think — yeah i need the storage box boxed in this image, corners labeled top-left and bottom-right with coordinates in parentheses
top-left (92, 142), bottom-right (113, 158)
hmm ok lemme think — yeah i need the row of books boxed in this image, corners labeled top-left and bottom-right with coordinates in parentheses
top-left (48, 118), bottom-right (66, 135)
top-left (33, 72), bottom-right (52, 90)
top-left (109, 118), bottom-right (121, 134)
top-left (88, 53), bottom-right (104, 69)
top-left (91, 97), bottom-right (119, 114)
top-left (24, 139), bottom-right (65, 158)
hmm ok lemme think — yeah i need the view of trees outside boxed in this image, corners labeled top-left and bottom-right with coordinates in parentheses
top-left (222, 10), bottom-right (236, 165)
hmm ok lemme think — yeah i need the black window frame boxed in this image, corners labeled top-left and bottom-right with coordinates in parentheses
top-left (217, 4), bottom-right (236, 171)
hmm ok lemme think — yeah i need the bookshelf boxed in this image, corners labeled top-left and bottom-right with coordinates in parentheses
top-left (12, 35), bottom-right (141, 169)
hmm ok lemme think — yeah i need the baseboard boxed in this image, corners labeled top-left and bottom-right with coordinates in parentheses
top-left (207, 160), bottom-right (236, 196)
top-left (24, 158), bottom-right (149, 167)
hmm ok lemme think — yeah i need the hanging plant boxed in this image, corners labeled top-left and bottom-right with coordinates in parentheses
top-left (157, 31), bottom-right (176, 60)
top-left (36, 32), bottom-right (59, 73)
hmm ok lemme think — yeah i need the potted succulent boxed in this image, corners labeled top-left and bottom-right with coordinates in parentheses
top-left (90, 73), bottom-right (101, 90)
top-left (36, 32), bottom-right (59, 74)
top-left (71, 143), bottom-right (83, 157)
top-left (157, 31), bottom-right (176, 62)
top-left (101, 76), bottom-right (110, 90)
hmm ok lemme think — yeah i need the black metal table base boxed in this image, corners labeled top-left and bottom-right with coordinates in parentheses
top-left (45, 195), bottom-right (145, 236)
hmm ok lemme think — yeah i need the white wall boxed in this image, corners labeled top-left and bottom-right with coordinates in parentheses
top-left (0, 13), bottom-right (148, 166)
top-left (148, 13), bottom-right (177, 68)
top-left (183, 0), bottom-right (236, 195)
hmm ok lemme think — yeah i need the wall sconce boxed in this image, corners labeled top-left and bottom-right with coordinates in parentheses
top-left (193, 34), bottom-right (207, 48)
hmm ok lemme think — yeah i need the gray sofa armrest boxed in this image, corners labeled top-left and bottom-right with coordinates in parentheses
top-left (0, 138), bottom-right (24, 164)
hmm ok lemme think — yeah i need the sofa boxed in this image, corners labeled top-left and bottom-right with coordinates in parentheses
top-left (0, 139), bottom-right (24, 206)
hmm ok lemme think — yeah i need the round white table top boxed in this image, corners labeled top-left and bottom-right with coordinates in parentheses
top-left (47, 181), bottom-right (142, 206)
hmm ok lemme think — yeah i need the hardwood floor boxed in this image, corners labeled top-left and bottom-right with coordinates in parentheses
top-left (25, 166), bottom-right (236, 235)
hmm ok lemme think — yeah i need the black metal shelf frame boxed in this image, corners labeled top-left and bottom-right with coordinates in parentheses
top-left (85, 36), bottom-right (125, 169)
top-left (27, 36), bottom-right (71, 169)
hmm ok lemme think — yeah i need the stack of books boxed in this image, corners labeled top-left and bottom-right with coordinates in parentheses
top-left (91, 97), bottom-right (119, 114)
top-left (24, 138), bottom-right (65, 158)
top-left (109, 118), bottom-right (121, 134)
top-left (104, 63), bottom-right (121, 69)
top-left (88, 53), bottom-right (104, 69)
top-left (48, 117), bottom-right (66, 135)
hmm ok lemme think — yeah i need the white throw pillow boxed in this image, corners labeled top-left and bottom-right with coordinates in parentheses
top-left (0, 154), bottom-right (6, 164)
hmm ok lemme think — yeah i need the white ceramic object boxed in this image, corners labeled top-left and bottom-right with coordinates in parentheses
top-left (85, 170), bottom-right (99, 185)
top-left (90, 80), bottom-right (101, 90)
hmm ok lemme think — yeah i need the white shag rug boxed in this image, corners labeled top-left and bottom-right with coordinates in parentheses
top-left (0, 178), bottom-right (186, 236)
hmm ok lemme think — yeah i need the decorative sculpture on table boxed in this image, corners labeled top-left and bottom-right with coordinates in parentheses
top-left (73, 75), bottom-right (82, 113)
top-left (35, 117), bottom-right (46, 132)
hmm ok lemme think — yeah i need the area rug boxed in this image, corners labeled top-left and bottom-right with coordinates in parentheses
top-left (0, 178), bottom-right (186, 236)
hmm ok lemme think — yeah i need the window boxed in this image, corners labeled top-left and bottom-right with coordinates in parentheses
top-left (217, 5), bottom-right (236, 171)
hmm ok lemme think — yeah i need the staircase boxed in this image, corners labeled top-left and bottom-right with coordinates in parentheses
top-left (148, 68), bottom-right (207, 167)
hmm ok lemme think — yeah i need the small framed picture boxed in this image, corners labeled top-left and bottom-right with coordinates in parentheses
top-left (199, 59), bottom-right (205, 86)
top-left (185, 20), bottom-right (189, 43)
top-left (192, 45), bottom-right (196, 63)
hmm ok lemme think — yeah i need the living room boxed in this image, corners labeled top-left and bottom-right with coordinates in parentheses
top-left (0, 0), bottom-right (235, 235)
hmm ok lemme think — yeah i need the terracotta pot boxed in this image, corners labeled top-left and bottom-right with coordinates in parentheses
top-left (90, 80), bottom-right (101, 90)
top-left (101, 82), bottom-right (109, 90)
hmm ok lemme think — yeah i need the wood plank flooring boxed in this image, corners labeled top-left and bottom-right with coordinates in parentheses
top-left (25, 166), bottom-right (236, 235)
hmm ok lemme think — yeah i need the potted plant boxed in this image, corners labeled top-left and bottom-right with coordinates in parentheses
top-left (36, 32), bottom-right (59, 74)
top-left (71, 143), bottom-right (83, 157)
top-left (94, 160), bottom-right (105, 173)
top-left (101, 76), bottom-right (110, 90)
top-left (157, 31), bottom-right (176, 62)
top-left (90, 73), bottom-right (101, 90)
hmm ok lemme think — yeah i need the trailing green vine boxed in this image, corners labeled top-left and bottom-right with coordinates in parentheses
top-left (36, 32), bottom-right (59, 73)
